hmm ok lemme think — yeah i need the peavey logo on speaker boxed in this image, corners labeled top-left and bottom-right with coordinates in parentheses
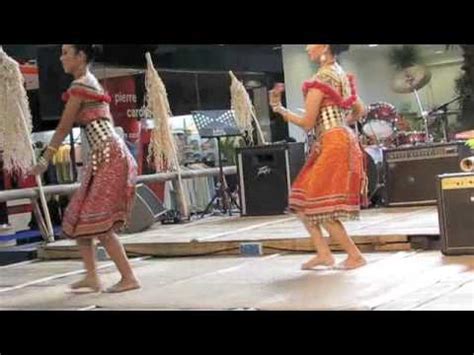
top-left (257, 165), bottom-right (272, 178)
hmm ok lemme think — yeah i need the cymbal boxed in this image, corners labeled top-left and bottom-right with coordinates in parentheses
top-left (391, 65), bottom-right (432, 94)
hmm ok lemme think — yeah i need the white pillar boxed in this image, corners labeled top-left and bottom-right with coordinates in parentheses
top-left (281, 45), bottom-right (316, 143)
top-left (252, 86), bottom-right (272, 143)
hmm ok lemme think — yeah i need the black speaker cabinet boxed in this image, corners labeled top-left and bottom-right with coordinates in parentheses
top-left (125, 184), bottom-right (167, 233)
top-left (236, 143), bottom-right (305, 216)
top-left (287, 142), bottom-right (306, 182)
top-left (437, 173), bottom-right (474, 255)
top-left (383, 143), bottom-right (471, 207)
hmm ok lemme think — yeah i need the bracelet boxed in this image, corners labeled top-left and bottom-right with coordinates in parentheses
top-left (272, 105), bottom-right (284, 113)
top-left (38, 156), bottom-right (49, 167)
top-left (275, 106), bottom-right (289, 120)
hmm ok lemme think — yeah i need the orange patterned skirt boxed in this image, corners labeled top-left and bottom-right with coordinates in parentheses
top-left (289, 127), bottom-right (367, 225)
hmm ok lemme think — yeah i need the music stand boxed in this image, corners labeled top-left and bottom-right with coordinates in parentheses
top-left (192, 110), bottom-right (241, 216)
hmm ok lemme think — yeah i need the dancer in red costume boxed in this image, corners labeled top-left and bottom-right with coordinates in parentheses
top-left (31, 45), bottom-right (140, 292)
top-left (270, 45), bottom-right (368, 270)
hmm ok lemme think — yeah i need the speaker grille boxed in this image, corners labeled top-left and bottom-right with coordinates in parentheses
top-left (237, 145), bottom-right (289, 216)
top-left (136, 184), bottom-right (167, 218)
top-left (438, 173), bottom-right (474, 255)
top-left (383, 143), bottom-right (471, 206)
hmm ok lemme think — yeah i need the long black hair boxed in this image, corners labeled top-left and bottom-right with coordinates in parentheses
top-left (71, 44), bottom-right (103, 63)
top-left (329, 45), bottom-right (350, 56)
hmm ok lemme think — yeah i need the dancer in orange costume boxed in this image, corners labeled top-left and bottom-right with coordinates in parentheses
top-left (270, 45), bottom-right (368, 270)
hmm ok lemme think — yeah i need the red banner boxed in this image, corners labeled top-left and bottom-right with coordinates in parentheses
top-left (101, 76), bottom-right (141, 142)
top-left (100, 75), bottom-right (144, 173)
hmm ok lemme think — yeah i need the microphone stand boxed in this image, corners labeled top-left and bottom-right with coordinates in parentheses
top-left (428, 95), bottom-right (464, 142)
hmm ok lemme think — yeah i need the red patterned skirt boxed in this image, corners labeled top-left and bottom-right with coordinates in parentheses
top-left (289, 127), bottom-right (366, 225)
top-left (61, 137), bottom-right (137, 239)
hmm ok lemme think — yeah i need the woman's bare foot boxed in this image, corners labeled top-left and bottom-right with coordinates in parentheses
top-left (70, 275), bottom-right (102, 292)
top-left (335, 256), bottom-right (367, 270)
top-left (104, 278), bottom-right (141, 293)
top-left (301, 255), bottom-right (336, 270)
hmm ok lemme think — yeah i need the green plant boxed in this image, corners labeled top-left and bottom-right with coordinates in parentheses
top-left (388, 45), bottom-right (422, 70)
top-left (452, 45), bottom-right (474, 130)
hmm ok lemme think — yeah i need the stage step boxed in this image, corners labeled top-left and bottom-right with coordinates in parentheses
top-left (0, 242), bottom-right (41, 266)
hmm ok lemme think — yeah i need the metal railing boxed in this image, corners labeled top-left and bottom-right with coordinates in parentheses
top-left (0, 166), bottom-right (237, 203)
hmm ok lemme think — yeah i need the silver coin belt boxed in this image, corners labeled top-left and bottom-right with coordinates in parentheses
top-left (83, 119), bottom-right (116, 175)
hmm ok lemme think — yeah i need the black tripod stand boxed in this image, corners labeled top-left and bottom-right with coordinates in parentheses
top-left (192, 110), bottom-right (242, 217)
top-left (201, 136), bottom-right (240, 217)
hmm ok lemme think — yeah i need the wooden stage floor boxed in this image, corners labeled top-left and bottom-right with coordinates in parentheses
top-left (38, 206), bottom-right (440, 260)
top-left (2, 206), bottom-right (473, 310)
top-left (1, 251), bottom-right (473, 310)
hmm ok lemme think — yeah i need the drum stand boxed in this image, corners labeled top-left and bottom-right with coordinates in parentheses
top-left (412, 89), bottom-right (431, 143)
top-left (369, 164), bottom-right (385, 207)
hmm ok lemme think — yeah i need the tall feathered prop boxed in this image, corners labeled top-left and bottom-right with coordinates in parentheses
top-left (229, 71), bottom-right (266, 145)
top-left (0, 47), bottom-right (54, 241)
top-left (144, 52), bottom-right (189, 218)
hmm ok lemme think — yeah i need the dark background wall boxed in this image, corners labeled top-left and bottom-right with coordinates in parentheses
top-left (4, 44), bottom-right (288, 141)
top-left (4, 44), bottom-right (284, 74)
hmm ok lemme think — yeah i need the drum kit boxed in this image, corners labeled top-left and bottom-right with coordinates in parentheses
top-left (356, 65), bottom-right (463, 205)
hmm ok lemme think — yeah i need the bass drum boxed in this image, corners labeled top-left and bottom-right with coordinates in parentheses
top-left (362, 117), bottom-right (395, 145)
top-left (364, 145), bottom-right (385, 206)
top-left (362, 102), bottom-right (399, 146)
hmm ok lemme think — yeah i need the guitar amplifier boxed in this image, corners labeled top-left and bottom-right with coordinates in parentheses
top-left (236, 143), bottom-right (305, 216)
top-left (383, 142), bottom-right (471, 206)
top-left (437, 173), bottom-right (474, 255)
